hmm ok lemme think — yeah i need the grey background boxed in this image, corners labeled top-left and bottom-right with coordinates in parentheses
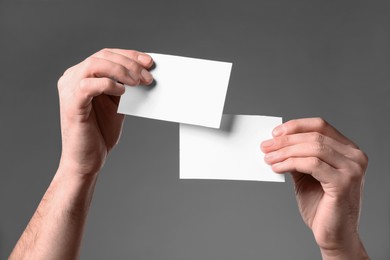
top-left (0, 0), bottom-right (389, 259)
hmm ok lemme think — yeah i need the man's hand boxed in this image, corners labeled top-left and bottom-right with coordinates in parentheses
top-left (58, 48), bottom-right (154, 176)
top-left (10, 49), bottom-right (154, 260)
top-left (261, 118), bottom-right (369, 259)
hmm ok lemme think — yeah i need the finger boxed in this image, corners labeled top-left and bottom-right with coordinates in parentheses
top-left (78, 78), bottom-right (125, 103)
top-left (261, 132), bottom-right (364, 163)
top-left (262, 133), bottom-right (337, 153)
top-left (80, 57), bottom-right (141, 86)
top-left (108, 95), bottom-right (121, 106)
top-left (272, 118), bottom-right (358, 148)
top-left (92, 95), bottom-right (125, 151)
top-left (93, 49), bottom-right (154, 85)
top-left (104, 48), bottom-right (154, 68)
top-left (271, 157), bottom-right (338, 184)
top-left (264, 141), bottom-right (354, 169)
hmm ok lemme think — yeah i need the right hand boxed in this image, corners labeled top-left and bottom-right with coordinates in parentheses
top-left (57, 48), bottom-right (154, 177)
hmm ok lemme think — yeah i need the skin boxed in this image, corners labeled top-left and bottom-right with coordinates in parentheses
top-left (261, 118), bottom-right (369, 259)
top-left (9, 48), bottom-right (154, 260)
top-left (10, 48), bottom-right (369, 259)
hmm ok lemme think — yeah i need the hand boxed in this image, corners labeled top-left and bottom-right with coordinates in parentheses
top-left (57, 48), bottom-right (154, 176)
top-left (261, 118), bottom-right (369, 259)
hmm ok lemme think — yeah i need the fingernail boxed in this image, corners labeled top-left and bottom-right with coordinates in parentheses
top-left (272, 125), bottom-right (284, 137)
top-left (141, 69), bottom-right (153, 84)
top-left (138, 54), bottom-right (152, 65)
top-left (117, 84), bottom-right (126, 94)
top-left (261, 139), bottom-right (274, 148)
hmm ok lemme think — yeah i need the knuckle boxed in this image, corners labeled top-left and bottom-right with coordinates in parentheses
top-left (115, 64), bottom-right (129, 78)
top-left (310, 157), bottom-right (322, 168)
top-left (79, 78), bottom-right (89, 91)
top-left (351, 149), bottom-right (369, 171)
top-left (123, 49), bottom-right (137, 58)
top-left (57, 75), bottom-right (65, 90)
top-left (57, 66), bottom-right (75, 91)
top-left (284, 157), bottom-right (294, 168)
top-left (312, 142), bottom-right (326, 154)
top-left (287, 157), bottom-right (295, 165)
top-left (314, 133), bottom-right (325, 144)
top-left (94, 48), bottom-right (108, 56)
top-left (83, 56), bottom-right (97, 70)
top-left (277, 135), bottom-right (290, 147)
top-left (127, 78), bottom-right (140, 86)
top-left (103, 78), bottom-right (115, 88)
top-left (349, 162), bottom-right (364, 177)
top-left (286, 119), bottom-right (298, 129)
top-left (101, 47), bottom-right (111, 53)
top-left (127, 60), bottom-right (142, 73)
top-left (277, 149), bottom-right (286, 159)
top-left (345, 166), bottom-right (364, 184)
top-left (314, 117), bottom-right (328, 129)
top-left (63, 66), bottom-right (73, 75)
top-left (97, 48), bottom-right (111, 58)
top-left (359, 151), bottom-right (369, 169)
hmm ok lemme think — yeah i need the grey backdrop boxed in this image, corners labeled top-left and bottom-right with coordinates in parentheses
top-left (1, 0), bottom-right (389, 259)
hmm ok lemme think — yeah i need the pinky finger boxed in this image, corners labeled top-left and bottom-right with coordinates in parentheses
top-left (79, 78), bottom-right (126, 99)
top-left (271, 157), bottom-right (337, 183)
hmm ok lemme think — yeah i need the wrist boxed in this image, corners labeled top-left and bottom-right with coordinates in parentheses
top-left (320, 236), bottom-right (369, 260)
top-left (58, 154), bottom-right (104, 177)
top-left (50, 166), bottom-right (98, 218)
top-left (56, 163), bottom-right (98, 184)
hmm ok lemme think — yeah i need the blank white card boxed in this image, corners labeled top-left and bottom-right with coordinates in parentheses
top-left (118, 53), bottom-right (232, 128)
top-left (180, 115), bottom-right (285, 182)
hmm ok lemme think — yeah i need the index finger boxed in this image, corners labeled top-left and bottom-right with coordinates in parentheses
top-left (106, 48), bottom-right (154, 68)
top-left (272, 118), bottom-right (359, 148)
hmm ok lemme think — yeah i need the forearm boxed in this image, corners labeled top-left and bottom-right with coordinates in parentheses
top-left (9, 166), bottom-right (98, 260)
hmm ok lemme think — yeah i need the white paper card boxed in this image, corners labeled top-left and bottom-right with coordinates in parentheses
top-left (118, 53), bottom-right (232, 128)
top-left (180, 115), bottom-right (285, 182)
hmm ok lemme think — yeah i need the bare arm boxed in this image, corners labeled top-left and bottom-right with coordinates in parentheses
top-left (261, 118), bottom-right (370, 259)
top-left (9, 169), bottom-right (98, 259)
top-left (9, 48), bottom-right (154, 260)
